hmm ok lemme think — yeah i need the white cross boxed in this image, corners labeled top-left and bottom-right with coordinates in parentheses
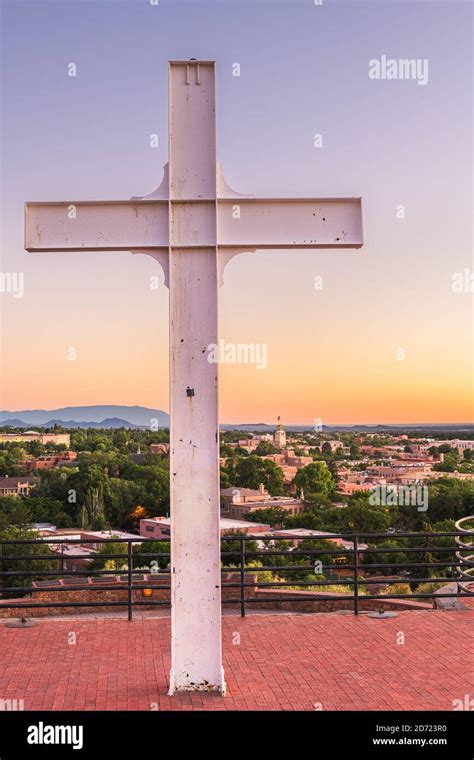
top-left (25, 60), bottom-right (363, 695)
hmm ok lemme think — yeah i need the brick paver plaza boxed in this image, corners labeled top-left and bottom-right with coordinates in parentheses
top-left (1, 607), bottom-right (472, 711)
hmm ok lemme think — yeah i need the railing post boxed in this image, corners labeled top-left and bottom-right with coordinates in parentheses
top-left (353, 536), bottom-right (359, 616)
top-left (127, 540), bottom-right (133, 622)
top-left (240, 537), bottom-right (246, 618)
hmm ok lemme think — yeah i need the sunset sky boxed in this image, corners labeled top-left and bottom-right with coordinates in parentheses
top-left (0, 0), bottom-right (472, 424)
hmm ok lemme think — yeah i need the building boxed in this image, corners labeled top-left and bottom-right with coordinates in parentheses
top-left (0, 476), bottom-right (39, 496)
top-left (150, 443), bottom-right (170, 455)
top-left (221, 484), bottom-right (270, 509)
top-left (450, 440), bottom-right (474, 454)
top-left (429, 470), bottom-right (474, 482)
top-left (220, 485), bottom-right (304, 518)
top-left (38, 529), bottom-right (96, 575)
top-left (34, 527), bottom-right (142, 573)
top-left (140, 516), bottom-right (270, 539)
top-left (422, 439), bottom-right (474, 455)
top-left (81, 529), bottom-right (142, 546)
top-left (233, 440), bottom-right (257, 453)
top-left (338, 482), bottom-right (373, 495)
top-left (280, 465), bottom-right (298, 486)
top-left (0, 431), bottom-right (71, 446)
top-left (274, 418), bottom-right (286, 449)
top-left (40, 433), bottom-right (71, 445)
top-left (366, 464), bottom-right (434, 485)
top-left (261, 450), bottom-right (313, 487)
top-left (18, 451), bottom-right (77, 472)
top-left (264, 450), bottom-right (313, 468)
top-left (228, 434), bottom-right (273, 453)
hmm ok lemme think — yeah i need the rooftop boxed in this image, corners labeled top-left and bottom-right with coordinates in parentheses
top-left (83, 529), bottom-right (141, 541)
top-left (142, 516), bottom-right (270, 531)
top-left (0, 606), bottom-right (471, 710)
top-left (0, 476), bottom-right (39, 486)
top-left (220, 487), bottom-right (268, 496)
top-left (235, 498), bottom-right (303, 506)
top-left (272, 529), bottom-right (369, 550)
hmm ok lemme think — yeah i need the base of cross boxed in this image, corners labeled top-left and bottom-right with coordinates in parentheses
top-left (168, 668), bottom-right (227, 696)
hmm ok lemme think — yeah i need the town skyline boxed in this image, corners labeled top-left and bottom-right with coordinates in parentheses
top-left (0, 402), bottom-right (474, 429)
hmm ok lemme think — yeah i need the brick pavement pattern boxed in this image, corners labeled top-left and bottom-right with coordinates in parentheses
top-left (0, 610), bottom-right (472, 711)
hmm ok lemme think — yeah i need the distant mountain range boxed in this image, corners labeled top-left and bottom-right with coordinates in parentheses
top-left (0, 406), bottom-right (472, 431)
top-left (0, 406), bottom-right (169, 429)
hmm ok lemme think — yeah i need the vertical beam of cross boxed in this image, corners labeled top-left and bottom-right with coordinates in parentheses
top-left (167, 61), bottom-right (224, 694)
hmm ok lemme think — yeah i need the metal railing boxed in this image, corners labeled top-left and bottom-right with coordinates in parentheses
top-left (0, 529), bottom-right (472, 620)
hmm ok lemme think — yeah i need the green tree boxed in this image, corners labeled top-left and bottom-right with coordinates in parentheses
top-left (221, 532), bottom-right (258, 566)
top-left (27, 441), bottom-right (46, 457)
top-left (339, 494), bottom-right (392, 535)
top-left (349, 443), bottom-right (360, 459)
top-left (438, 444), bottom-right (454, 454)
top-left (259, 539), bottom-right (294, 570)
top-left (120, 462), bottom-right (169, 514)
top-left (23, 496), bottom-right (73, 528)
top-left (105, 478), bottom-right (150, 527)
top-left (88, 541), bottom-right (128, 572)
top-left (234, 456), bottom-right (284, 495)
top-left (293, 462), bottom-right (336, 502)
top-left (283, 538), bottom-right (336, 582)
top-left (83, 484), bottom-right (107, 529)
top-left (363, 540), bottom-right (410, 575)
top-left (233, 446), bottom-right (250, 457)
top-left (430, 520), bottom-right (458, 578)
top-left (220, 443), bottom-right (233, 458)
top-left (243, 507), bottom-right (287, 527)
top-left (133, 540), bottom-right (170, 571)
top-left (433, 452), bottom-right (459, 472)
top-left (254, 441), bottom-right (278, 456)
top-left (0, 526), bottom-right (57, 598)
top-left (285, 506), bottom-right (346, 533)
top-left (34, 467), bottom-right (75, 504)
top-left (0, 497), bottom-right (32, 530)
top-left (285, 510), bottom-right (326, 531)
top-left (425, 478), bottom-right (474, 523)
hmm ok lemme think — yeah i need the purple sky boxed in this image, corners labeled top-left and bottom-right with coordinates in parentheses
top-left (0, 0), bottom-right (472, 423)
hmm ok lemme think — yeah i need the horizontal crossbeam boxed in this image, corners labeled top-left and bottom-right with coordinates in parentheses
top-left (25, 197), bottom-right (363, 252)
top-left (217, 198), bottom-right (363, 249)
top-left (25, 200), bottom-right (169, 252)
